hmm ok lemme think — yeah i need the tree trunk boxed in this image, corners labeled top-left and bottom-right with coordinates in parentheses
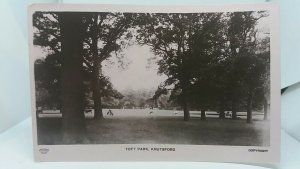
top-left (182, 87), bottom-right (190, 121)
top-left (263, 98), bottom-right (269, 120)
top-left (219, 96), bottom-right (225, 119)
top-left (90, 16), bottom-right (104, 120)
top-left (181, 53), bottom-right (190, 121)
top-left (92, 59), bottom-right (103, 119)
top-left (59, 13), bottom-right (86, 143)
top-left (201, 108), bottom-right (206, 120)
top-left (232, 94), bottom-right (237, 119)
top-left (246, 90), bottom-right (253, 123)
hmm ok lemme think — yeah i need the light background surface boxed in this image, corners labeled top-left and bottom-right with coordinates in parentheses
top-left (28, 3), bottom-right (280, 163)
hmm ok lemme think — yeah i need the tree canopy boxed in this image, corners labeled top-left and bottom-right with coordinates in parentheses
top-left (33, 11), bottom-right (270, 125)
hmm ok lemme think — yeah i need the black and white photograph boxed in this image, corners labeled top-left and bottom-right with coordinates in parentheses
top-left (29, 4), bottom-right (280, 162)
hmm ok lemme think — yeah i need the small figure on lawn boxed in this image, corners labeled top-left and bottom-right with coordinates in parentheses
top-left (107, 109), bottom-right (114, 116)
top-left (149, 106), bottom-right (154, 114)
top-left (226, 111), bottom-right (232, 118)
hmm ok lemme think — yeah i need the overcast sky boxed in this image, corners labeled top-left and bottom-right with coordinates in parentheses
top-left (102, 45), bottom-right (167, 92)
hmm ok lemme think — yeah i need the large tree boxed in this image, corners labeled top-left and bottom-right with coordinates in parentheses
top-left (33, 12), bottom-right (61, 109)
top-left (258, 36), bottom-right (270, 120)
top-left (83, 12), bottom-right (134, 119)
top-left (137, 13), bottom-right (233, 121)
top-left (137, 13), bottom-right (198, 121)
top-left (33, 12), bottom-right (133, 120)
top-left (226, 11), bottom-right (269, 123)
top-left (58, 12), bottom-right (86, 143)
top-left (187, 13), bottom-right (227, 120)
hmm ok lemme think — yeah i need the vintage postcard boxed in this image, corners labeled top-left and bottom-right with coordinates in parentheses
top-left (28, 3), bottom-right (280, 163)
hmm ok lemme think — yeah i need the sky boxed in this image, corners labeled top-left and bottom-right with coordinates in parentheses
top-left (102, 45), bottom-right (167, 92)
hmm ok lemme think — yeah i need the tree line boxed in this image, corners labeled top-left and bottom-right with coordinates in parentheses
top-left (33, 11), bottom-right (270, 142)
top-left (135, 12), bottom-right (270, 122)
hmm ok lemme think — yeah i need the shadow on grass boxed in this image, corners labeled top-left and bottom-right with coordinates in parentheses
top-left (37, 116), bottom-right (269, 146)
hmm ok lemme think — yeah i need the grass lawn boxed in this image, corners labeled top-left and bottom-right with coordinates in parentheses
top-left (37, 110), bottom-right (269, 146)
top-left (85, 117), bottom-right (269, 146)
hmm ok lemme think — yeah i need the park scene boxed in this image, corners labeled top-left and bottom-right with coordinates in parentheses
top-left (33, 11), bottom-right (270, 146)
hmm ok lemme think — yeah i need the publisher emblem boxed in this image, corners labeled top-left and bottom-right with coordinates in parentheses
top-left (39, 148), bottom-right (49, 154)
